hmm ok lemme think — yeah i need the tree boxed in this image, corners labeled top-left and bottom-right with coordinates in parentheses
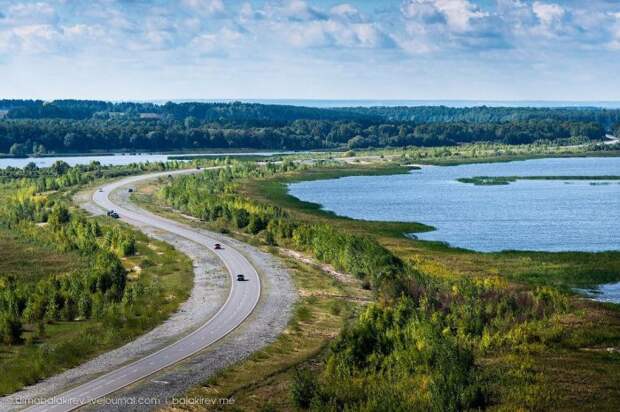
top-left (33, 143), bottom-right (46, 155)
top-left (63, 132), bottom-right (78, 148)
top-left (291, 367), bottom-right (318, 409)
top-left (48, 204), bottom-right (71, 226)
top-left (232, 208), bottom-right (250, 229)
top-left (77, 294), bottom-right (91, 320)
top-left (45, 300), bottom-right (59, 322)
top-left (24, 162), bottom-right (39, 173)
top-left (51, 160), bottom-right (70, 176)
top-left (247, 214), bottom-right (266, 234)
top-left (184, 116), bottom-right (199, 129)
top-left (9, 143), bottom-right (27, 157)
top-left (0, 314), bottom-right (23, 345)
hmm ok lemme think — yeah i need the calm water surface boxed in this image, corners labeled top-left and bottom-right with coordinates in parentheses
top-left (0, 152), bottom-right (285, 169)
top-left (577, 282), bottom-right (620, 304)
top-left (289, 157), bottom-right (620, 253)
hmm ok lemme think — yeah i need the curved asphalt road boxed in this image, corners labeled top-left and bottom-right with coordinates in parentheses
top-left (25, 169), bottom-right (261, 412)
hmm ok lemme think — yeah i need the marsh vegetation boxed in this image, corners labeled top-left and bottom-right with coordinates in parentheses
top-left (150, 156), bottom-right (620, 410)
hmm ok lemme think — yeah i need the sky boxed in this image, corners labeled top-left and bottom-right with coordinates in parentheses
top-left (1, 0), bottom-right (620, 101)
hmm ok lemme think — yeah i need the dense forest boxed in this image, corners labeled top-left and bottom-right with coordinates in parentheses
top-left (0, 100), bottom-right (615, 154)
top-left (345, 105), bottom-right (620, 128)
top-left (0, 100), bottom-right (374, 124)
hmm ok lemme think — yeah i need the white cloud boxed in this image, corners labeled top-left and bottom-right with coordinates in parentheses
top-left (0, 0), bottom-right (619, 70)
top-left (283, 0), bottom-right (327, 22)
top-left (532, 2), bottom-right (565, 27)
top-left (2, 24), bottom-right (61, 54)
top-left (399, 0), bottom-right (506, 53)
top-left (402, 0), bottom-right (488, 32)
top-left (63, 24), bottom-right (105, 39)
top-left (183, 0), bottom-right (225, 16)
top-left (330, 4), bottom-right (363, 22)
top-left (286, 19), bottom-right (394, 49)
top-left (608, 12), bottom-right (620, 50)
top-left (239, 2), bottom-right (266, 22)
top-left (8, 2), bottom-right (55, 19)
top-left (188, 27), bottom-right (243, 56)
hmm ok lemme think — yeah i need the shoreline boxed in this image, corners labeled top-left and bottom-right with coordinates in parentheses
top-left (271, 160), bottom-right (620, 287)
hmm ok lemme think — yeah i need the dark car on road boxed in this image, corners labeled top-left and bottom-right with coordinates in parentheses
top-left (107, 210), bottom-right (120, 219)
top-left (214, 243), bottom-right (222, 250)
top-left (237, 274), bottom-right (246, 281)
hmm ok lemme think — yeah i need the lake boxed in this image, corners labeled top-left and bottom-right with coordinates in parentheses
top-left (0, 151), bottom-right (286, 169)
top-left (288, 157), bottom-right (620, 253)
top-left (577, 282), bottom-right (620, 304)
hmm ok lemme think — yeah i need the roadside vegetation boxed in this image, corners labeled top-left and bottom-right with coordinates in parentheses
top-left (0, 161), bottom-right (195, 395)
top-left (182, 252), bottom-right (366, 411)
top-left (150, 153), bottom-right (620, 410)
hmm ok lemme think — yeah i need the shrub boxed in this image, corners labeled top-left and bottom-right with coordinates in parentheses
top-left (291, 367), bottom-right (318, 409)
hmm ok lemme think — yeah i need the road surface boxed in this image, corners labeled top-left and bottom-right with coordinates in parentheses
top-left (24, 169), bottom-right (261, 412)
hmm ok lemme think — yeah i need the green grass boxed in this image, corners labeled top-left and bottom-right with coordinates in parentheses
top-left (412, 150), bottom-right (620, 166)
top-left (0, 226), bottom-right (88, 284)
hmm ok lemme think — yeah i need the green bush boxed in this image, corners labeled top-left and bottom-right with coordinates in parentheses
top-left (291, 367), bottom-right (318, 409)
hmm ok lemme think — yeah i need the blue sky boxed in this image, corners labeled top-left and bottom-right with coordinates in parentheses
top-left (1, 0), bottom-right (620, 101)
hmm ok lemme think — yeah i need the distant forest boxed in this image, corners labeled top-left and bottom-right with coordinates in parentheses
top-left (0, 100), bottom-right (617, 154)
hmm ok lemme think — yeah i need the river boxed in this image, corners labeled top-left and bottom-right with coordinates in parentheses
top-left (0, 151), bottom-right (286, 169)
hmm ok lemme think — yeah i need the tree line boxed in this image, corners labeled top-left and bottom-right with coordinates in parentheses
top-left (3, 100), bottom-right (620, 127)
top-left (345, 105), bottom-right (620, 128)
top-left (0, 100), bottom-right (374, 124)
top-left (0, 100), bottom-right (615, 154)
top-left (0, 117), bottom-right (606, 155)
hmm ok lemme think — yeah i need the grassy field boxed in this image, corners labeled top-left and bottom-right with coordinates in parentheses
top-left (0, 227), bottom-right (88, 283)
top-left (281, 141), bottom-right (620, 167)
top-left (0, 213), bottom-right (194, 395)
